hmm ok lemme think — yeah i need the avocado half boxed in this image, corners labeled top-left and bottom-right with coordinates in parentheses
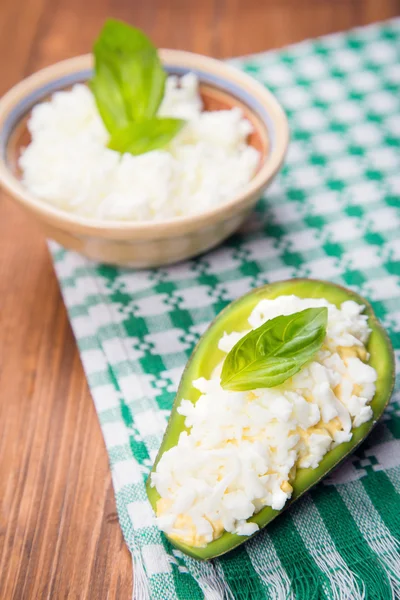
top-left (146, 279), bottom-right (395, 560)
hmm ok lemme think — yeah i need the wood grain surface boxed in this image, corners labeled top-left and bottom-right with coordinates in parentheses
top-left (0, 1), bottom-right (399, 598)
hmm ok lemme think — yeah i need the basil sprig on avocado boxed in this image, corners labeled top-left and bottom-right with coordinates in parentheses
top-left (221, 307), bottom-right (328, 391)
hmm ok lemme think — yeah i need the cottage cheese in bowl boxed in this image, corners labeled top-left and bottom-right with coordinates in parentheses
top-left (0, 49), bottom-right (288, 266)
top-left (19, 74), bottom-right (260, 221)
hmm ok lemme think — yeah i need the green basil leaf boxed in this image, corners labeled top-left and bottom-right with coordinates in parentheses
top-left (89, 47), bottom-right (131, 133)
top-left (108, 117), bottom-right (185, 155)
top-left (91, 19), bottom-right (166, 132)
top-left (220, 307), bottom-right (328, 391)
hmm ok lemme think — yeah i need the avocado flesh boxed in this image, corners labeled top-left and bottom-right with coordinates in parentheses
top-left (146, 278), bottom-right (395, 560)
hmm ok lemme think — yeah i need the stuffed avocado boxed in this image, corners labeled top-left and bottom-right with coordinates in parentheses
top-left (146, 279), bottom-right (395, 560)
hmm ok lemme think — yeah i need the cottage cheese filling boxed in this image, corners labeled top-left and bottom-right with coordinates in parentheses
top-left (151, 295), bottom-right (377, 547)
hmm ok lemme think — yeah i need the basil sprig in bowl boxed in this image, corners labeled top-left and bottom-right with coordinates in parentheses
top-left (0, 20), bottom-right (288, 267)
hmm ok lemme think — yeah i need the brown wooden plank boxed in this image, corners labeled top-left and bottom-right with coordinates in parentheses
top-left (0, 1), bottom-right (399, 598)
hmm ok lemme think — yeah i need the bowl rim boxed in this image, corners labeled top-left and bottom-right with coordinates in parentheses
top-left (0, 50), bottom-right (289, 239)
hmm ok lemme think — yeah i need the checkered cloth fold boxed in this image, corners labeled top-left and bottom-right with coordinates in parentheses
top-left (50, 18), bottom-right (400, 600)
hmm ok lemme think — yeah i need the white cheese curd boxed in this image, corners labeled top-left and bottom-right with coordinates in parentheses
top-left (19, 74), bottom-right (259, 221)
top-left (151, 295), bottom-right (377, 547)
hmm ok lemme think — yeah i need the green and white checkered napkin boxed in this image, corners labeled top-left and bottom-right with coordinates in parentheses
top-left (49, 18), bottom-right (400, 600)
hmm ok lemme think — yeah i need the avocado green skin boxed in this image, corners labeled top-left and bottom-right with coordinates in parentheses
top-left (146, 279), bottom-right (395, 560)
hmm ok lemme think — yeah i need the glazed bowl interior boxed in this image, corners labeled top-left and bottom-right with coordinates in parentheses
top-left (6, 71), bottom-right (269, 180)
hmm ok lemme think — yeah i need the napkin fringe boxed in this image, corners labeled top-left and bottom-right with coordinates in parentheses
top-left (249, 564), bottom-right (294, 600)
top-left (309, 548), bottom-right (365, 600)
top-left (185, 559), bottom-right (234, 600)
top-left (371, 534), bottom-right (400, 599)
top-left (132, 548), bottom-right (151, 600)
top-left (196, 572), bottom-right (231, 600)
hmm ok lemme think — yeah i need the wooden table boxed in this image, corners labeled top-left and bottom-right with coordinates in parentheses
top-left (0, 1), bottom-right (398, 598)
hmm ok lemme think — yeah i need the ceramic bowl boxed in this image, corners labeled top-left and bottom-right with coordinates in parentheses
top-left (0, 51), bottom-right (289, 268)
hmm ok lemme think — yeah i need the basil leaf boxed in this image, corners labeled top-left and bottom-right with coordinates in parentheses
top-left (91, 19), bottom-right (166, 132)
top-left (220, 307), bottom-right (328, 391)
top-left (108, 118), bottom-right (185, 155)
top-left (89, 47), bottom-right (130, 133)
